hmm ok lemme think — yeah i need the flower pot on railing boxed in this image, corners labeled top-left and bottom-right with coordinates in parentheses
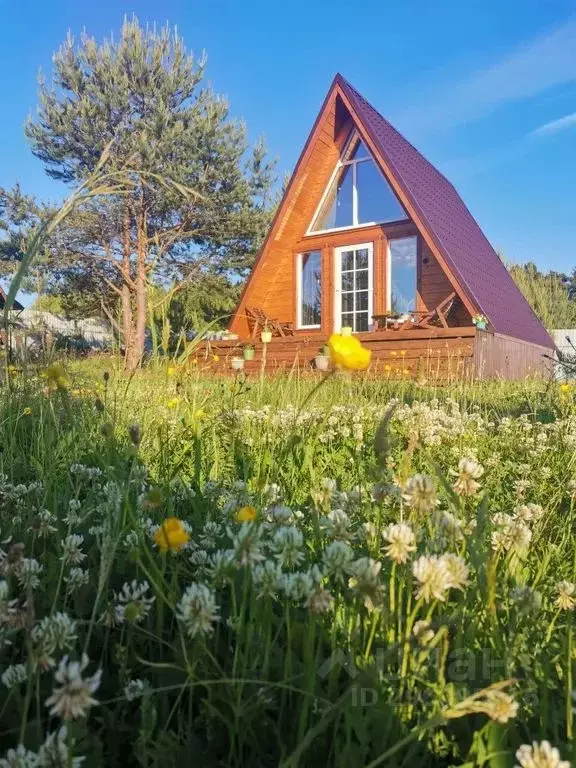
top-left (260, 329), bottom-right (272, 344)
top-left (231, 357), bottom-right (245, 371)
top-left (243, 345), bottom-right (255, 361)
top-left (472, 314), bottom-right (488, 331)
top-left (476, 321), bottom-right (487, 330)
top-left (315, 355), bottom-right (330, 371)
top-left (341, 326), bottom-right (353, 337)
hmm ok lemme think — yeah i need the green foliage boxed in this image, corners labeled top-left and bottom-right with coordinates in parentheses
top-left (508, 261), bottom-right (576, 329)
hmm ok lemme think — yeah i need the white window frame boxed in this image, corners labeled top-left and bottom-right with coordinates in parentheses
top-left (306, 130), bottom-right (406, 236)
top-left (296, 250), bottom-right (322, 330)
top-left (387, 236), bottom-right (418, 314)
top-left (333, 242), bottom-right (374, 333)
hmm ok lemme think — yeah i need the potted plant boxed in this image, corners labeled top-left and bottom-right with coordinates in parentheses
top-left (341, 326), bottom-right (353, 337)
top-left (260, 326), bottom-right (272, 344)
top-left (315, 344), bottom-right (330, 371)
top-left (243, 344), bottom-right (255, 361)
top-left (231, 356), bottom-right (245, 371)
top-left (472, 314), bottom-right (488, 330)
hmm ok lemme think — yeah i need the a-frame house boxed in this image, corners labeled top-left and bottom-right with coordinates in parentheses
top-left (215, 74), bottom-right (553, 379)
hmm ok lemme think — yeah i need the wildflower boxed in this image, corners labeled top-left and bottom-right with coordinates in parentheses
top-left (236, 505), bottom-right (257, 523)
top-left (556, 581), bottom-right (576, 611)
top-left (43, 363), bottom-right (69, 390)
top-left (153, 518), bottom-right (190, 552)
top-left (114, 580), bottom-right (155, 624)
top-left (252, 561), bottom-right (284, 599)
top-left (322, 541), bottom-right (354, 581)
top-left (514, 503), bottom-right (544, 524)
top-left (348, 557), bottom-right (385, 611)
top-left (413, 620), bottom-right (435, 645)
top-left (213, 354), bottom-right (220, 362)
top-left (124, 678), bottom-right (149, 701)
top-left (284, 570), bottom-right (315, 602)
top-left (327, 333), bottom-right (371, 371)
top-left (268, 504), bottom-right (296, 524)
top-left (166, 397), bottom-right (180, 409)
top-left (1, 663), bottom-right (27, 688)
top-left (481, 689), bottom-right (519, 724)
top-left (271, 526), bottom-right (304, 568)
top-left (37, 726), bottom-right (84, 767)
top-left (167, 366), bottom-right (176, 377)
top-left (65, 567), bottom-right (89, 593)
top-left (0, 744), bottom-right (38, 767)
top-left (321, 509), bottom-right (354, 541)
top-left (32, 613), bottom-right (78, 660)
top-left (441, 553), bottom-right (469, 591)
top-left (491, 514), bottom-right (532, 554)
top-left (307, 585), bottom-right (333, 614)
top-left (198, 521), bottom-right (222, 550)
top-left (177, 582), bottom-right (220, 638)
top-left (515, 740), bottom-right (570, 768)
top-left (403, 474), bottom-right (437, 515)
top-left (22, 407), bottom-right (32, 417)
top-left (16, 558), bottom-right (43, 590)
top-left (383, 523), bottom-right (416, 564)
top-left (229, 524), bottom-right (265, 568)
top-left (45, 654), bottom-right (101, 720)
top-left (451, 458), bottom-right (484, 496)
top-left (412, 555), bottom-right (452, 602)
top-left (28, 509), bottom-right (57, 538)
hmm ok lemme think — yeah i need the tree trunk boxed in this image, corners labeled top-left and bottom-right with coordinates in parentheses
top-left (121, 205), bottom-right (137, 371)
top-left (125, 205), bottom-right (147, 372)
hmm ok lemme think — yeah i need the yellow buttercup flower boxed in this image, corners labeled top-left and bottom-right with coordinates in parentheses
top-left (194, 409), bottom-right (206, 420)
top-left (153, 517), bottom-right (190, 552)
top-left (167, 366), bottom-right (176, 377)
top-left (213, 354), bottom-right (220, 362)
top-left (560, 383), bottom-right (572, 394)
top-left (22, 407), bottom-right (32, 416)
top-left (43, 363), bottom-right (69, 390)
top-left (327, 333), bottom-right (371, 371)
top-left (236, 505), bottom-right (257, 523)
top-left (166, 397), bottom-right (181, 409)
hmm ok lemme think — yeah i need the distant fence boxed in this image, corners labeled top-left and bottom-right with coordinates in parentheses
top-left (6, 310), bottom-right (114, 353)
top-left (551, 329), bottom-right (576, 380)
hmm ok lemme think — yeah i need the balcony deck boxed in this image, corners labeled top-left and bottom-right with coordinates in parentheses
top-left (194, 326), bottom-right (478, 380)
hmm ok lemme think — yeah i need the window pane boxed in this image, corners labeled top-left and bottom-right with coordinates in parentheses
top-left (300, 250), bottom-right (322, 326)
top-left (356, 291), bottom-right (368, 311)
top-left (357, 160), bottom-right (407, 225)
top-left (341, 293), bottom-right (354, 312)
top-left (356, 248), bottom-right (369, 269)
top-left (389, 237), bottom-right (417, 314)
top-left (311, 164), bottom-right (353, 231)
top-left (341, 272), bottom-right (354, 291)
top-left (341, 250), bottom-right (354, 271)
top-left (355, 313), bottom-right (369, 332)
top-left (355, 270), bottom-right (368, 291)
top-left (341, 312), bottom-right (354, 328)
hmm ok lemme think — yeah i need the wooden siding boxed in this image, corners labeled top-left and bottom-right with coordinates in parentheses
top-left (473, 331), bottom-right (554, 379)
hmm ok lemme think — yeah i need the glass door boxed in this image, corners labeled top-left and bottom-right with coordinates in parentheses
top-left (334, 243), bottom-right (373, 332)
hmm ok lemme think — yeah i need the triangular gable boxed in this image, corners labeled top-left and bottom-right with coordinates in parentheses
top-left (309, 132), bottom-right (408, 232)
top-left (336, 75), bottom-right (553, 349)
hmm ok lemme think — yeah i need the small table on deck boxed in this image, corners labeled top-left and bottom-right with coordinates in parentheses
top-left (372, 312), bottom-right (427, 331)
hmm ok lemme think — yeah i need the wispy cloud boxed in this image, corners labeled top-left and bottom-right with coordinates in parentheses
top-left (531, 112), bottom-right (576, 137)
top-left (395, 18), bottom-right (576, 134)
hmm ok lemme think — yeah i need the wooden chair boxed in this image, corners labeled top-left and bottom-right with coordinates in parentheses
top-left (246, 306), bottom-right (294, 338)
top-left (412, 292), bottom-right (457, 329)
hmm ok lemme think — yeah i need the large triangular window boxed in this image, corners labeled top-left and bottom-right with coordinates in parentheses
top-left (309, 132), bottom-right (408, 233)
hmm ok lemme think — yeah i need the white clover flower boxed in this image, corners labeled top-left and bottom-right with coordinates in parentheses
top-left (207, 550), bottom-right (236, 583)
top-left (0, 579), bottom-right (18, 627)
top-left (2, 663), bottom-right (27, 689)
top-left (16, 559), bottom-right (43, 590)
top-left (403, 474), bottom-right (437, 515)
top-left (198, 521), bottom-right (222, 550)
top-left (124, 678), bottom-right (149, 702)
top-left (45, 654), bottom-right (101, 720)
top-left (0, 743), bottom-right (39, 767)
top-left (322, 541), bottom-right (354, 581)
top-left (177, 583), bottom-right (220, 638)
top-left (114, 580), bottom-right (155, 624)
top-left (283, 571), bottom-right (314, 603)
top-left (262, 483), bottom-right (282, 503)
top-left (60, 535), bottom-right (86, 565)
top-left (441, 553), bottom-right (469, 591)
top-left (65, 568), bottom-right (89, 593)
top-left (306, 585), bottom-right (333, 614)
top-left (491, 514), bottom-right (532, 554)
top-left (229, 525), bottom-right (265, 568)
top-left (451, 458), bottom-right (484, 496)
top-left (515, 740), bottom-right (570, 768)
top-left (252, 561), bottom-right (284, 599)
top-left (271, 526), bottom-right (304, 568)
top-left (348, 557), bottom-right (385, 611)
top-left (383, 523), bottom-right (416, 564)
top-left (28, 509), bottom-right (57, 538)
top-left (413, 620), bottom-right (435, 645)
top-left (32, 613), bottom-right (78, 661)
top-left (37, 726), bottom-right (84, 767)
top-left (514, 503), bottom-right (544, 524)
top-left (321, 509), bottom-right (354, 541)
top-left (439, 510), bottom-right (465, 541)
top-left (556, 581), bottom-right (576, 611)
top-left (267, 504), bottom-right (296, 525)
top-left (412, 555), bottom-right (452, 602)
top-left (481, 689), bottom-right (519, 724)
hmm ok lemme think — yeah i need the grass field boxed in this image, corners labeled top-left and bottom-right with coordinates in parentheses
top-left (0, 359), bottom-right (574, 767)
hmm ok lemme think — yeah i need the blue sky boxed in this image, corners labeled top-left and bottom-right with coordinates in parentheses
top-left (1, 0), bottom-right (575, 273)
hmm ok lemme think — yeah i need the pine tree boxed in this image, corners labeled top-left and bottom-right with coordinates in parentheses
top-left (26, 18), bottom-right (276, 369)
